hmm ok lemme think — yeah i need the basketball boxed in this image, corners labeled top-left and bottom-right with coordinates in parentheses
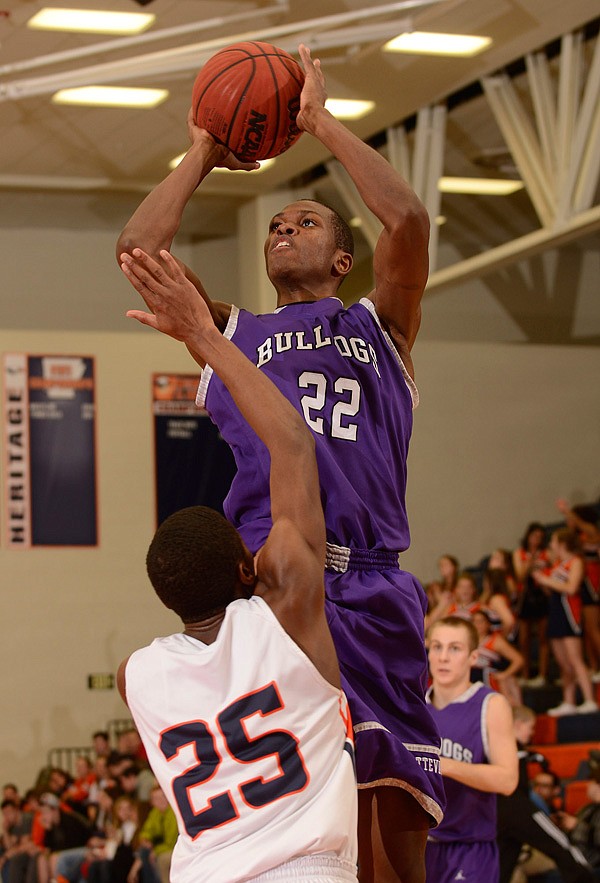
top-left (191, 42), bottom-right (305, 162)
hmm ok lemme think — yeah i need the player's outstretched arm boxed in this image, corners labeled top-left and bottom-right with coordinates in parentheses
top-left (440, 693), bottom-right (518, 795)
top-left (296, 43), bottom-right (428, 359)
top-left (120, 247), bottom-right (325, 567)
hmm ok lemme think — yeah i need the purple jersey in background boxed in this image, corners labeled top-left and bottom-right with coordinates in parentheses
top-left (198, 297), bottom-right (417, 553)
top-left (426, 682), bottom-right (498, 881)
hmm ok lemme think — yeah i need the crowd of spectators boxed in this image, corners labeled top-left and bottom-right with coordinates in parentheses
top-left (424, 497), bottom-right (600, 717)
top-left (2, 497), bottom-right (598, 883)
top-left (0, 729), bottom-right (177, 883)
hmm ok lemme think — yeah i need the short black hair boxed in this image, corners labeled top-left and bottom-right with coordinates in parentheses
top-left (146, 506), bottom-right (246, 622)
top-left (301, 199), bottom-right (354, 256)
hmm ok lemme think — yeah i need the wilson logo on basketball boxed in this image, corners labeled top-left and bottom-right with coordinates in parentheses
top-left (240, 110), bottom-right (267, 157)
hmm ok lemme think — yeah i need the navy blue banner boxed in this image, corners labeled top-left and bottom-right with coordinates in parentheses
top-left (4, 354), bottom-right (97, 547)
top-left (153, 374), bottom-right (236, 527)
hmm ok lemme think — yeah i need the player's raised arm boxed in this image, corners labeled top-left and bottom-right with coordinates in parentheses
top-left (116, 117), bottom-right (257, 333)
top-left (296, 43), bottom-right (428, 360)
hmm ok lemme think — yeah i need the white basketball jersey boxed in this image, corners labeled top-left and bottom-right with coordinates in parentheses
top-left (125, 595), bottom-right (357, 883)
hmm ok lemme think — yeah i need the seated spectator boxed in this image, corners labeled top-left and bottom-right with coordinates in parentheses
top-left (105, 756), bottom-right (136, 796)
top-left (36, 792), bottom-right (93, 883)
top-left (128, 787), bottom-right (177, 883)
top-left (0, 799), bottom-right (34, 883)
top-left (530, 771), bottom-right (563, 816)
top-left (426, 570), bottom-right (481, 628)
top-left (62, 757), bottom-right (96, 816)
top-left (1, 789), bottom-right (21, 810)
top-left (41, 769), bottom-right (71, 803)
top-left (88, 789), bottom-right (114, 836)
top-left (446, 572), bottom-right (482, 620)
top-left (114, 768), bottom-right (151, 820)
top-left (87, 795), bottom-right (140, 883)
top-left (92, 732), bottom-right (111, 761)
top-left (425, 554), bottom-right (460, 616)
top-left (116, 731), bottom-right (147, 769)
top-left (497, 705), bottom-right (595, 883)
top-left (88, 757), bottom-right (112, 806)
top-left (554, 779), bottom-right (600, 870)
top-left (472, 609), bottom-right (523, 706)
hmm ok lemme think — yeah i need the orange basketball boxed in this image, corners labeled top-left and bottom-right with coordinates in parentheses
top-left (191, 42), bottom-right (304, 162)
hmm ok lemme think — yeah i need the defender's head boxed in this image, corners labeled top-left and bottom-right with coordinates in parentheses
top-left (146, 506), bottom-right (255, 623)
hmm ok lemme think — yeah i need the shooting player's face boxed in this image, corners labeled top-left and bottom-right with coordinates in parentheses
top-left (264, 201), bottom-right (339, 286)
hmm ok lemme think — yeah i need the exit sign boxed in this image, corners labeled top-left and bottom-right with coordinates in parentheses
top-left (87, 673), bottom-right (115, 690)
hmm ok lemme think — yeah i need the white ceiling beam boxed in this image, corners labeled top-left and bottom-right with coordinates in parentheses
top-left (0, 0), bottom-right (444, 101)
top-left (386, 125), bottom-right (411, 182)
top-left (385, 106), bottom-right (446, 268)
top-left (568, 30), bottom-right (600, 212)
top-left (423, 105), bottom-right (447, 272)
top-left (482, 74), bottom-right (555, 227)
top-left (0, 6), bottom-right (283, 76)
top-left (555, 32), bottom-right (583, 224)
top-left (525, 51), bottom-right (557, 178)
top-left (573, 97), bottom-right (600, 213)
top-left (325, 160), bottom-right (382, 251)
top-left (425, 203), bottom-right (600, 294)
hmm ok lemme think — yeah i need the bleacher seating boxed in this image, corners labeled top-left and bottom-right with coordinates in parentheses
top-left (564, 779), bottom-right (594, 814)
top-left (528, 742), bottom-right (599, 781)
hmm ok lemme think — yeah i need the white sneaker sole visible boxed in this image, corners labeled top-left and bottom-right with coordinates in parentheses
top-left (547, 704), bottom-right (577, 717)
top-left (577, 702), bottom-right (599, 714)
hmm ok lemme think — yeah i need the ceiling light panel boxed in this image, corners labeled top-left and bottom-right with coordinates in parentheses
top-left (384, 32), bottom-right (492, 57)
top-left (439, 177), bottom-right (524, 195)
top-left (325, 99), bottom-right (375, 120)
top-left (52, 87), bottom-right (168, 108)
top-left (28, 7), bottom-right (155, 35)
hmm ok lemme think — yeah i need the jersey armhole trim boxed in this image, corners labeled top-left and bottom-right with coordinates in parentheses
top-left (481, 691), bottom-right (492, 761)
top-left (358, 298), bottom-right (419, 410)
top-left (196, 304), bottom-right (240, 408)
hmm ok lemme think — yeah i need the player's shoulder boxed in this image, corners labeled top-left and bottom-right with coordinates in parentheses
top-left (485, 688), bottom-right (513, 723)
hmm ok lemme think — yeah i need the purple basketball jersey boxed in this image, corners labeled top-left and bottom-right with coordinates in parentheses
top-left (198, 297), bottom-right (417, 554)
top-left (427, 682), bottom-right (497, 842)
top-left (197, 296), bottom-right (445, 824)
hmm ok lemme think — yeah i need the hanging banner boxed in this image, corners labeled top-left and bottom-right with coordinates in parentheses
top-left (3, 354), bottom-right (98, 548)
top-left (153, 373), bottom-right (236, 527)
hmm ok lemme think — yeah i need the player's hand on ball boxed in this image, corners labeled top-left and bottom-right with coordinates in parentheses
top-left (121, 249), bottom-right (214, 342)
top-left (186, 109), bottom-right (259, 172)
top-left (296, 43), bottom-right (328, 134)
top-left (214, 150), bottom-right (261, 172)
